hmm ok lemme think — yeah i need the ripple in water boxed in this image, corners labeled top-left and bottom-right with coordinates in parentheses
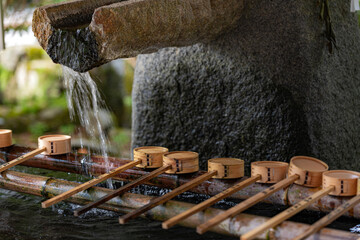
top-left (62, 66), bottom-right (113, 188)
top-left (350, 224), bottom-right (360, 233)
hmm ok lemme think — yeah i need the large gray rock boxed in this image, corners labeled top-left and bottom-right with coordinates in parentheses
top-left (132, 0), bottom-right (360, 171)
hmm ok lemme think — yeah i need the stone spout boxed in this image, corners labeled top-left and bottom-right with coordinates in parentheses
top-left (32, 0), bottom-right (244, 72)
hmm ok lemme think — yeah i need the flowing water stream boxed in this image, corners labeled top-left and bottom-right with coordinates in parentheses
top-left (62, 66), bottom-right (111, 160)
top-left (62, 66), bottom-right (114, 188)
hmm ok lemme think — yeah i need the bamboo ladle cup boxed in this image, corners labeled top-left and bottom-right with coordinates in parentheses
top-left (241, 169), bottom-right (359, 240)
top-left (118, 151), bottom-right (219, 224)
top-left (293, 171), bottom-right (360, 240)
top-left (162, 157), bottom-right (249, 229)
top-left (41, 146), bottom-right (163, 208)
top-left (196, 156), bottom-right (329, 234)
top-left (0, 134), bottom-right (71, 173)
top-left (0, 129), bottom-right (12, 148)
top-left (73, 146), bottom-right (169, 216)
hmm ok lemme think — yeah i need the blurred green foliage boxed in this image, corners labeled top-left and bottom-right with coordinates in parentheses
top-left (123, 61), bottom-right (135, 95)
top-left (5, 0), bottom-right (67, 8)
top-left (0, 65), bottom-right (12, 96)
top-left (113, 129), bottom-right (130, 146)
top-left (29, 122), bottom-right (48, 137)
top-left (26, 47), bottom-right (46, 60)
top-left (0, 45), bottom-right (69, 137)
top-left (59, 124), bottom-right (75, 135)
top-left (124, 96), bottom-right (132, 109)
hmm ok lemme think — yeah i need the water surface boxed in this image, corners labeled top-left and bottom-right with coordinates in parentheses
top-left (0, 188), bottom-right (229, 240)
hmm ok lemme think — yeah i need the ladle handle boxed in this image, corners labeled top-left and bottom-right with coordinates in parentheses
top-left (196, 174), bottom-right (299, 235)
top-left (0, 147), bottom-right (46, 173)
top-left (293, 194), bottom-right (360, 240)
top-left (119, 170), bottom-right (218, 224)
top-left (41, 160), bottom-right (142, 208)
top-left (240, 185), bottom-right (335, 240)
top-left (74, 164), bottom-right (172, 216)
top-left (162, 175), bottom-right (261, 229)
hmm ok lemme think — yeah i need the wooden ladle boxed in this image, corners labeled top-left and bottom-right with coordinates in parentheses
top-left (0, 129), bottom-right (12, 148)
top-left (73, 146), bottom-right (170, 216)
top-left (293, 171), bottom-right (360, 240)
top-left (41, 146), bottom-right (162, 208)
top-left (162, 157), bottom-right (248, 229)
top-left (196, 156), bottom-right (329, 234)
top-left (118, 151), bottom-right (218, 224)
top-left (241, 169), bottom-right (359, 240)
top-left (0, 134), bottom-right (71, 173)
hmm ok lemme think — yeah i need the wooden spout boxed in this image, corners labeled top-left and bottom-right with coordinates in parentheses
top-left (32, 0), bottom-right (124, 50)
top-left (32, 0), bottom-right (244, 72)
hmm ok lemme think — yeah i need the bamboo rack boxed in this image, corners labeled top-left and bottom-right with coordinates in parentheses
top-left (0, 170), bottom-right (357, 240)
top-left (1, 145), bottom-right (360, 219)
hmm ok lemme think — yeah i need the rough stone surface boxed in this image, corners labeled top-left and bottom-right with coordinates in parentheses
top-left (33, 0), bottom-right (244, 72)
top-left (46, 27), bottom-right (101, 72)
top-left (32, 0), bottom-right (124, 49)
top-left (91, 0), bottom-right (244, 61)
top-left (132, 0), bottom-right (360, 171)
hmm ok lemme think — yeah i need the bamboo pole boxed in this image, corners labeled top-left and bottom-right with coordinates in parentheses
top-left (293, 194), bottom-right (360, 240)
top-left (196, 174), bottom-right (299, 234)
top-left (74, 164), bottom-right (172, 216)
top-left (41, 159), bottom-right (141, 208)
top-left (162, 175), bottom-right (261, 229)
top-left (1, 145), bottom-right (360, 219)
top-left (0, 170), bottom-right (357, 240)
top-left (119, 171), bottom-right (218, 224)
top-left (241, 185), bottom-right (335, 240)
top-left (0, 147), bottom-right (46, 173)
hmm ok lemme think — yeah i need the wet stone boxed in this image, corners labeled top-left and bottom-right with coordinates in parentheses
top-left (46, 27), bottom-right (101, 72)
